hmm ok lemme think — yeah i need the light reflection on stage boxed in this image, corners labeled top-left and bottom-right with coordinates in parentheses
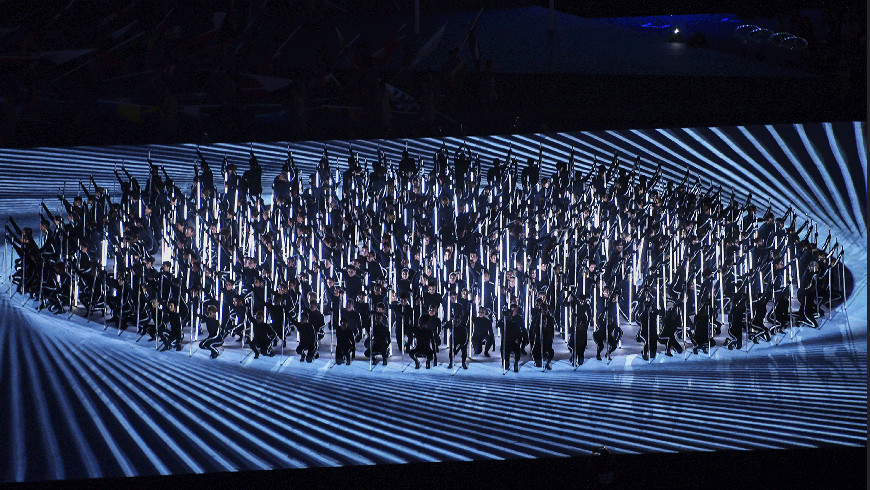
top-left (0, 121), bottom-right (865, 483)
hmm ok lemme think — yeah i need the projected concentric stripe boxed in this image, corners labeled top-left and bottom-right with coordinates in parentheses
top-left (0, 122), bottom-right (864, 242)
top-left (0, 121), bottom-right (865, 483)
top-left (1, 292), bottom-right (864, 483)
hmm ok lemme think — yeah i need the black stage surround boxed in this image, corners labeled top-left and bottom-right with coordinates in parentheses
top-left (4, 138), bottom-right (849, 372)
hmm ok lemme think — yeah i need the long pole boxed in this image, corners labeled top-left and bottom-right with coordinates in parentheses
top-left (839, 253), bottom-right (849, 327)
top-left (37, 259), bottom-right (45, 310)
top-left (20, 246), bottom-right (27, 306)
top-left (156, 274), bottom-right (161, 349)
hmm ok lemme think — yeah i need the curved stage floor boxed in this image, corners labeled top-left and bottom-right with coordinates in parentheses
top-left (0, 274), bottom-right (865, 483)
top-left (0, 120), bottom-right (865, 483)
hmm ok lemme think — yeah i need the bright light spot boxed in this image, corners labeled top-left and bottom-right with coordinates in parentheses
top-left (674, 28), bottom-right (680, 34)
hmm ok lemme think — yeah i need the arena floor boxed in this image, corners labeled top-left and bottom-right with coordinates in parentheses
top-left (0, 121), bottom-right (865, 483)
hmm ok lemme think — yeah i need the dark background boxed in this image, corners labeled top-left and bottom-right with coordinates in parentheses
top-left (2, 447), bottom-right (866, 490)
top-left (0, 1), bottom-right (865, 488)
top-left (0, 0), bottom-right (865, 148)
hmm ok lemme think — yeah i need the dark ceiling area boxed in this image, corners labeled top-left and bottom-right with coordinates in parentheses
top-left (0, 0), bottom-right (864, 149)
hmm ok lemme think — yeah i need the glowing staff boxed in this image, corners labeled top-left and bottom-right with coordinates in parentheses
top-left (696, 245), bottom-right (702, 312)
top-left (745, 267), bottom-right (752, 353)
top-left (524, 275), bottom-right (531, 342)
top-left (716, 239), bottom-right (725, 325)
top-left (629, 239), bottom-right (638, 326)
top-left (681, 263), bottom-right (689, 360)
top-left (495, 257), bottom-right (501, 320)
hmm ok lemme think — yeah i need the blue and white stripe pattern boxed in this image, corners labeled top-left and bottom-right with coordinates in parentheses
top-left (0, 122), bottom-right (864, 241)
top-left (0, 121), bottom-right (865, 483)
top-left (0, 287), bottom-right (865, 482)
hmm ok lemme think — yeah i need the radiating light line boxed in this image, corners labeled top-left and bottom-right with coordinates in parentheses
top-left (46, 333), bottom-right (167, 476)
top-left (854, 122), bottom-right (867, 193)
top-left (19, 319), bottom-right (66, 480)
top-left (1, 286), bottom-right (866, 482)
top-left (823, 122), bottom-right (865, 237)
top-left (709, 127), bottom-right (811, 217)
top-left (120, 351), bottom-right (371, 467)
top-left (31, 332), bottom-right (102, 478)
top-left (662, 127), bottom-right (779, 212)
top-left (73, 346), bottom-right (214, 474)
top-left (794, 124), bottom-right (856, 235)
top-left (6, 307), bottom-right (27, 482)
top-left (766, 125), bottom-right (846, 231)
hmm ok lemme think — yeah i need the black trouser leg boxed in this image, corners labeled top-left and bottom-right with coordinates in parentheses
top-left (666, 335), bottom-right (683, 354)
top-left (202, 336), bottom-right (222, 357)
top-left (158, 331), bottom-right (171, 351)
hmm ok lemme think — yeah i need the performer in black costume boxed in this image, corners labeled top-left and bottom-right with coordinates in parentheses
top-left (566, 289), bottom-right (591, 365)
top-left (529, 300), bottom-right (555, 369)
top-left (593, 286), bottom-right (623, 361)
top-left (157, 299), bottom-right (183, 352)
top-left (471, 306), bottom-right (495, 357)
top-left (500, 305), bottom-right (527, 372)
top-left (12, 141), bottom-right (841, 376)
top-left (445, 304), bottom-right (470, 369)
top-left (364, 305), bottom-right (391, 366)
top-left (408, 314), bottom-right (438, 369)
top-left (292, 311), bottom-right (318, 363)
top-left (198, 305), bottom-right (223, 359)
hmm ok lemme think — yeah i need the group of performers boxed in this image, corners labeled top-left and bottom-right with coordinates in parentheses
top-left (3, 140), bottom-right (846, 372)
